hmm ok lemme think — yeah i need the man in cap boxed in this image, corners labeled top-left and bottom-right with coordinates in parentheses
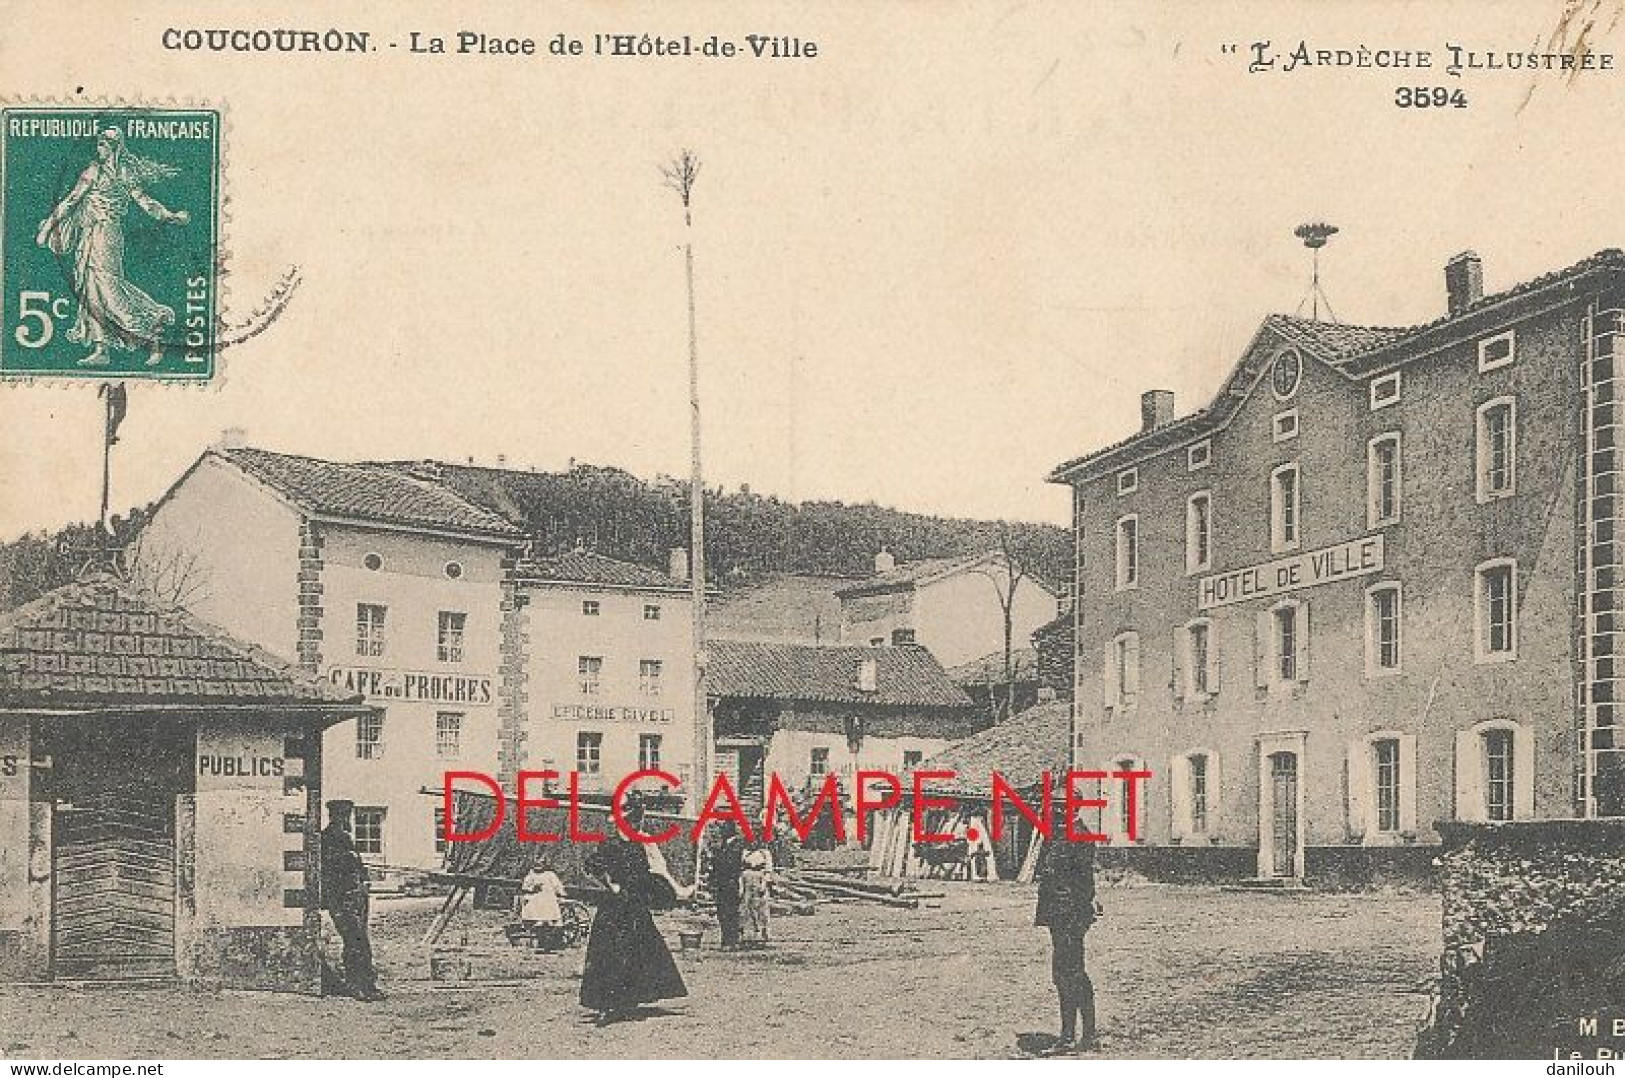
top-left (321, 799), bottom-right (383, 1000)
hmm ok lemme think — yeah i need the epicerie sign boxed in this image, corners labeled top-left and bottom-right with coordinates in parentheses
top-left (1197, 535), bottom-right (1384, 611)
top-left (551, 703), bottom-right (675, 724)
top-left (328, 666), bottom-right (494, 706)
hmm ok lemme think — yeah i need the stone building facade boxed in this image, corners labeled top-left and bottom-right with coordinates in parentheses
top-left (1049, 249), bottom-right (1625, 881)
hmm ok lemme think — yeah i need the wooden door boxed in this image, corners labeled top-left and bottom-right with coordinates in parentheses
top-left (52, 788), bottom-right (177, 980)
top-left (1268, 752), bottom-right (1298, 878)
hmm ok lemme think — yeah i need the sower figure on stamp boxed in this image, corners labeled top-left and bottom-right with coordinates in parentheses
top-left (1034, 808), bottom-right (1103, 1054)
top-left (34, 127), bottom-right (190, 368)
top-left (705, 819), bottom-right (745, 950)
top-left (321, 799), bottom-right (383, 1001)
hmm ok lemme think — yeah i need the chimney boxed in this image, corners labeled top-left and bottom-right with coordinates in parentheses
top-left (1140, 390), bottom-right (1175, 432)
top-left (874, 546), bottom-right (896, 574)
top-left (669, 547), bottom-right (690, 581)
top-left (217, 426), bottom-right (247, 450)
top-left (855, 657), bottom-right (879, 693)
top-left (1445, 251), bottom-right (1483, 315)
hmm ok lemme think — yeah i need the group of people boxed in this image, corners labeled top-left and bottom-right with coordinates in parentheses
top-left (701, 819), bottom-right (775, 950)
top-left (317, 792), bottom-right (1101, 1053)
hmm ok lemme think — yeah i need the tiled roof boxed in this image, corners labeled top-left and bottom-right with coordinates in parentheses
top-left (0, 575), bottom-right (370, 713)
top-left (915, 699), bottom-right (1072, 796)
top-left (222, 447), bottom-right (522, 540)
top-left (518, 549), bottom-right (688, 591)
top-left (1048, 250), bottom-right (1625, 484)
top-left (704, 640), bottom-right (973, 709)
top-left (946, 647), bottom-right (1039, 686)
top-left (1260, 314), bottom-right (1408, 360)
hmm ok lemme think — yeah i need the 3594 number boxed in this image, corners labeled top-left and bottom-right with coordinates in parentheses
top-left (1395, 87), bottom-right (1468, 109)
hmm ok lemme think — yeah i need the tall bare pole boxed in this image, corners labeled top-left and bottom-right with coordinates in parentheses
top-left (663, 150), bottom-right (711, 808)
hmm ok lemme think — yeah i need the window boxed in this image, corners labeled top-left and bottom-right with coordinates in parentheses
top-left (1185, 493), bottom-right (1212, 574)
top-left (1476, 397), bottom-right (1517, 501)
top-left (639, 659), bottom-right (663, 697)
top-left (1103, 631), bottom-right (1140, 711)
top-left (1115, 515), bottom-right (1139, 590)
top-left (1272, 409), bottom-right (1299, 443)
top-left (639, 733), bottom-right (662, 771)
top-left (1483, 728), bottom-right (1515, 822)
top-left (1455, 720), bottom-right (1532, 823)
top-left (1367, 434), bottom-right (1401, 527)
top-left (1374, 738), bottom-right (1402, 833)
top-left (1370, 372), bottom-right (1401, 410)
top-left (1478, 329), bottom-right (1516, 372)
top-left (903, 749), bottom-right (923, 770)
top-left (435, 712), bottom-right (463, 759)
top-left (434, 805), bottom-right (448, 854)
top-left (1179, 619), bottom-right (1217, 700)
top-left (1188, 754), bottom-right (1209, 834)
top-left (443, 560), bottom-right (463, 580)
top-left (437, 611), bottom-right (466, 663)
top-left (578, 655), bottom-right (604, 694)
top-left (869, 636), bottom-right (886, 647)
top-left (1171, 750), bottom-right (1218, 840)
top-left (1270, 465), bottom-right (1301, 552)
top-left (576, 731), bottom-right (603, 775)
top-left (356, 711), bottom-right (384, 760)
top-left (1275, 605), bottom-right (1298, 681)
top-left (1258, 600), bottom-right (1309, 686)
top-left (1475, 560), bottom-right (1517, 662)
top-left (810, 747), bottom-right (830, 776)
top-left (643, 603), bottom-right (662, 620)
top-left (355, 603), bottom-right (386, 658)
top-left (1117, 468), bottom-right (1138, 496)
top-left (1112, 756), bottom-right (1141, 839)
top-left (1187, 440), bottom-right (1211, 472)
top-left (362, 552), bottom-right (383, 572)
top-left (353, 807), bottom-right (385, 858)
top-left (1366, 584), bottom-right (1402, 676)
top-left (582, 600), bottom-right (600, 616)
top-left (891, 628), bottom-right (916, 646)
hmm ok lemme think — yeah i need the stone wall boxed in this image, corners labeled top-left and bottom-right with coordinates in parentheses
top-left (1417, 820), bottom-right (1625, 1059)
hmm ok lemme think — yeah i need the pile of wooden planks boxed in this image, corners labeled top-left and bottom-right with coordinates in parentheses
top-left (777, 870), bottom-right (940, 909)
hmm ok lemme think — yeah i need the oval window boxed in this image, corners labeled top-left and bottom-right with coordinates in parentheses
top-left (363, 552), bottom-right (384, 571)
top-left (445, 560), bottom-right (464, 580)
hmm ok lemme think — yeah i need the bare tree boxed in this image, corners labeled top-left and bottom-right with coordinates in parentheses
top-left (123, 532), bottom-right (209, 608)
top-left (969, 525), bottom-right (1030, 723)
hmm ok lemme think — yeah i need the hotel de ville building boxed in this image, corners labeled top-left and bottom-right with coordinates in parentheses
top-left (1049, 249), bottom-right (1625, 884)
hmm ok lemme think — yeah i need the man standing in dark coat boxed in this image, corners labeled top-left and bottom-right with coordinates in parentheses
top-left (1035, 826), bottom-right (1101, 1052)
top-left (321, 799), bottom-right (383, 1001)
top-left (706, 820), bottom-right (746, 950)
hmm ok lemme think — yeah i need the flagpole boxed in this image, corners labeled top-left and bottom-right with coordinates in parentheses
top-left (663, 150), bottom-right (712, 810)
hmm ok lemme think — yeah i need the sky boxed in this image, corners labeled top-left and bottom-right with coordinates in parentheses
top-left (3, 0), bottom-right (1623, 539)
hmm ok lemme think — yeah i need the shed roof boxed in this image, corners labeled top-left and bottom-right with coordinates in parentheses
top-left (704, 640), bottom-right (973, 709)
top-left (946, 647), bottom-right (1039, 687)
top-left (0, 574), bottom-right (370, 716)
top-left (916, 698), bottom-right (1072, 797)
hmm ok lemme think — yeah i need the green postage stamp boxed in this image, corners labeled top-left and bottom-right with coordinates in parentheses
top-left (1, 106), bottom-right (220, 380)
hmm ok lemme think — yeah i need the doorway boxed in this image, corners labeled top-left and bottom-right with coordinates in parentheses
top-left (38, 717), bottom-right (194, 980)
top-left (1267, 752), bottom-right (1299, 878)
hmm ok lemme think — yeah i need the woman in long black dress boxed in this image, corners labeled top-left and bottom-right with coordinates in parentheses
top-left (579, 794), bottom-right (688, 1024)
top-left (1034, 822), bottom-right (1101, 1053)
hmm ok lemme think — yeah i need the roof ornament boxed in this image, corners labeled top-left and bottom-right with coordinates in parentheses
top-left (1293, 222), bottom-right (1341, 324)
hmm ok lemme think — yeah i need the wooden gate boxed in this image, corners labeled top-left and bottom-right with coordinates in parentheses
top-left (52, 789), bottom-right (177, 980)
